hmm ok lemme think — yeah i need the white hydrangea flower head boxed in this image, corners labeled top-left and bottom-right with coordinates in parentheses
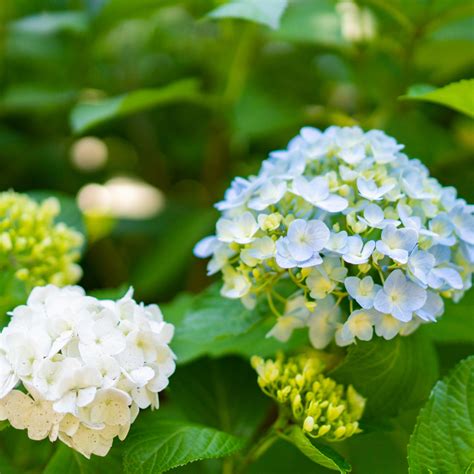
top-left (0, 285), bottom-right (175, 458)
top-left (195, 126), bottom-right (473, 347)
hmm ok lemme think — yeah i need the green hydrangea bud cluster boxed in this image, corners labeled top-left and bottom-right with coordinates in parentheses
top-left (251, 352), bottom-right (365, 442)
top-left (0, 191), bottom-right (84, 288)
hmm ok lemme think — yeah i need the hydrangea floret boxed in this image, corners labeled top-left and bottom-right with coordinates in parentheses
top-left (0, 285), bottom-right (175, 458)
top-left (0, 191), bottom-right (84, 288)
top-left (251, 351), bottom-right (365, 441)
top-left (195, 126), bottom-right (473, 347)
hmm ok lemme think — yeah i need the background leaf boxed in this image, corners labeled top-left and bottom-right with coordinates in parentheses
top-left (400, 79), bottom-right (474, 117)
top-left (70, 79), bottom-right (202, 133)
top-left (330, 331), bottom-right (439, 419)
top-left (207, 0), bottom-right (288, 29)
top-left (408, 355), bottom-right (474, 474)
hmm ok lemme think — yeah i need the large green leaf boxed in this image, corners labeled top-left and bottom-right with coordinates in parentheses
top-left (408, 355), bottom-right (474, 474)
top-left (330, 332), bottom-right (439, 419)
top-left (70, 79), bottom-right (201, 133)
top-left (400, 79), bottom-right (474, 117)
top-left (277, 426), bottom-right (351, 473)
top-left (207, 0), bottom-right (288, 30)
top-left (169, 357), bottom-right (269, 439)
top-left (123, 419), bottom-right (245, 474)
top-left (43, 444), bottom-right (122, 474)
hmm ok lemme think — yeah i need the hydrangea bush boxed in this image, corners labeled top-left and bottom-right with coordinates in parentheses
top-left (0, 285), bottom-right (175, 458)
top-left (195, 126), bottom-right (473, 348)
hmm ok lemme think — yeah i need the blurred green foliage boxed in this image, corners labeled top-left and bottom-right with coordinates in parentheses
top-left (0, 0), bottom-right (473, 305)
top-left (0, 2), bottom-right (473, 471)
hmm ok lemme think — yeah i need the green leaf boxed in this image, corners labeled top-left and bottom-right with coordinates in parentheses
top-left (330, 332), bottom-right (439, 419)
top-left (131, 208), bottom-right (215, 300)
top-left (123, 419), bottom-right (245, 474)
top-left (169, 357), bottom-right (269, 439)
top-left (176, 284), bottom-right (263, 342)
top-left (8, 11), bottom-right (88, 36)
top-left (425, 289), bottom-right (474, 344)
top-left (70, 79), bottom-right (201, 134)
top-left (89, 284), bottom-right (130, 300)
top-left (43, 444), bottom-right (123, 474)
top-left (207, 0), bottom-right (288, 30)
top-left (165, 283), bottom-right (265, 363)
top-left (408, 355), bottom-right (474, 474)
top-left (0, 85), bottom-right (77, 114)
top-left (273, 0), bottom-right (346, 46)
top-left (342, 429), bottom-right (409, 474)
top-left (163, 289), bottom-right (307, 364)
top-left (277, 426), bottom-right (351, 473)
top-left (247, 438), bottom-right (331, 474)
top-left (0, 450), bottom-right (19, 474)
top-left (400, 79), bottom-right (474, 117)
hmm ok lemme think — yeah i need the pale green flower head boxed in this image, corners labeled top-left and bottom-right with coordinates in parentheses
top-left (0, 191), bottom-right (84, 289)
top-left (251, 351), bottom-right (365, 442)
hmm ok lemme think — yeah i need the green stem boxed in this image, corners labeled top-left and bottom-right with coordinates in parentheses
top-left (237, 428), bottom-right (279, 474)
top-left (267, 291), bottom-right (282, 318)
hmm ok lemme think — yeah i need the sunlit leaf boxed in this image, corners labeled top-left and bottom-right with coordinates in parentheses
top-left (8, 12), bottom-right (88, 36)
top-left (408, 355), bottom-right (474, 473)
top-left (70, 79), bottom-right (201, 133)
top-left (400, 79), bottom-right (474, 117)
top-left (208, 0), bottom-right (288, 30)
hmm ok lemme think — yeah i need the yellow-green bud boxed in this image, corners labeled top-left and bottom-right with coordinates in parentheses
top-left (259, 213), bottom-right (282, 231)
top-left (0, 192), bottom-right (84, 290)
top-left (251, 351), bottom-right (366, 442)
top-left (303, 416), bottom-right (315, 432)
